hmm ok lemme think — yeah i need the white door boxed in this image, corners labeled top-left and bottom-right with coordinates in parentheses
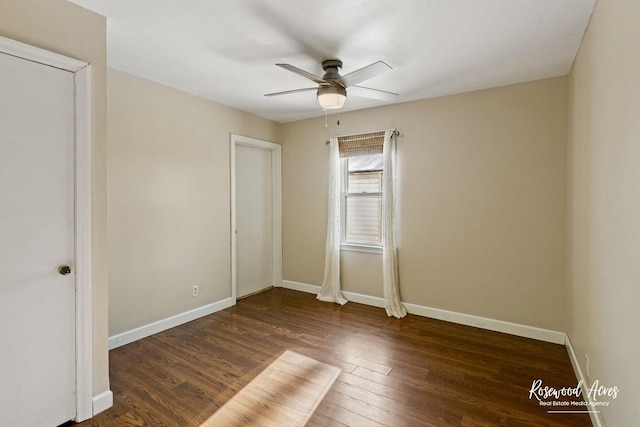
top-left (235, 144), bottom-right (275, 298)
top-left (0, 51), bottom-right (76, 425)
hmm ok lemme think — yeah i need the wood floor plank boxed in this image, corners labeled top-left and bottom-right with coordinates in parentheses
top-left (312, 399), bottom-right (389, 427)
top-left (76, 289), bottom-right (591, 426)
top-left (334, 374), bottom-right (464, 426)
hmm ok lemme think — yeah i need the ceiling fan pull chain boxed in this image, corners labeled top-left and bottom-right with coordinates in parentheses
top-left (325, 109), bottom-right (328, 129)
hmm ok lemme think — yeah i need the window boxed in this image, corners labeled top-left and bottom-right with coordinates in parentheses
top-left (337, 131), bottom-right (387, 252)
top-left (342, 154), bottom-right (383, 247)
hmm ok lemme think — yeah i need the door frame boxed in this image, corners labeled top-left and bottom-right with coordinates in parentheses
top-left (0, 36), bottom-right (94, 422)
top-left (230, 134), bottom-right (282, 302)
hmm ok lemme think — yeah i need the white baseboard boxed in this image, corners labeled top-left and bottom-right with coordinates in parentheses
top-left (283, 279), bottom-right (385, 309)
top-left (282, 280), bottom-right (565, 345)
top-left (344, 290), bottom-right (386, 308)
top-left (92, 390), bottom-right (113, 416)
top-left (108, 298), bottom-right (234, 350)
top-left (282, 280), bottom-right (320, 294)
top-left (565, 336), bottom-right (605, 427)
top-left (403, 302), bottom-right (565, 344)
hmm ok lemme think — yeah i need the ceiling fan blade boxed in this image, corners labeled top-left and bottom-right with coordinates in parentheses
top-left (336, 61), bottom-right (392, 87)
top-left (276, 63), bottom-right (328, 85)
top-left (264, 87), bottom-right (317, 97)
top-left (350, 85), bottom-right (399, 101)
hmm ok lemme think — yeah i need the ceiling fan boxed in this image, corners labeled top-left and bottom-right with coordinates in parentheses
top-left (265, 59), bottom-right (398, 110)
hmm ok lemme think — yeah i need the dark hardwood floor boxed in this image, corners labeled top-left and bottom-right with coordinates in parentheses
top-left (77, 288), bottom-right (591, 426)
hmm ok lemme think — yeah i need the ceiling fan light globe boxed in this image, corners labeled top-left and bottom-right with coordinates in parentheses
top-left (317, 85), bottom-right (347, 109)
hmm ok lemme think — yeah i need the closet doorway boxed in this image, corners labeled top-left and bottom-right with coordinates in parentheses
top-left (230, 135), bottom-right (282, 300)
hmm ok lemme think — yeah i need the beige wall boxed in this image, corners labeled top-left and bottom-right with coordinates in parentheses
top-left (0, 0), bottom-right (108, 397)
top-left (107, 69), bottom-right (279, 335)
top-left (568, 0), bottom-right (640, 424)
top-left (282, 77), bottom-right (568, 331)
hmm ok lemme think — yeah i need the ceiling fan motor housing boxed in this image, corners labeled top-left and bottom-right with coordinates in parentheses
top-left (322, 59), bottom-right (343, 83)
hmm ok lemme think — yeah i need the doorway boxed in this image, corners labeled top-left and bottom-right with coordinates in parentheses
top-left (0, 36), bottom-right (93, 423)
top-left (230, 134), bottom-right (282, 301)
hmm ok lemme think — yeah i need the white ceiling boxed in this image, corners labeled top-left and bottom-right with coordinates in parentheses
top-left (69, 0), bottom-right (595, 123)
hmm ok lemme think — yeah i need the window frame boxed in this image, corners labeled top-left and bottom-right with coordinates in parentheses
top-left (340, 156), bottom-right (383, 254)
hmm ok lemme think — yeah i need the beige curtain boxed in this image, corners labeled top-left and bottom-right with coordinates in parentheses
top-left (317, 137), bottom-right (347, 305)
top-left (382, 130), bottom-right (407, 318)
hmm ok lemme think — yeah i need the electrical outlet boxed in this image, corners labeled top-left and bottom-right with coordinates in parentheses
top-left (192, 285), bottom-right (199, 297)
top-left (585, 354), bottom-right (590, 379)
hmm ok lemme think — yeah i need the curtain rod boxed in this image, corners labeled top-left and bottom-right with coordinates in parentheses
top-left (325, 128), bottom-right (399, 144)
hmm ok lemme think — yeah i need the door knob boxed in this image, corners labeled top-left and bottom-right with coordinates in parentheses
top-left (58, 265), bottom-right (72, 275)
